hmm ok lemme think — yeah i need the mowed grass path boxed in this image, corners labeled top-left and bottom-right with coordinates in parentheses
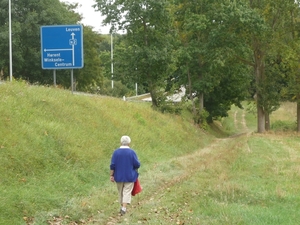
top-left (97, 106), bottom-right (300, 225)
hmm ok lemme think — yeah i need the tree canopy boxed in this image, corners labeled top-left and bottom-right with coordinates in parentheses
top-left (0, 0), bottom-right (103, 91)
top-left (2, 0), bottom-right (300, 131)
top-left (95, 0), bottom-right (176, 107)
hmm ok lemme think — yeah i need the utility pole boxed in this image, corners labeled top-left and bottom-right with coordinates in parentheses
top-left (9, 0), bottom-right (13, 81)
top-left (111, 33), bottom-right (114, 89)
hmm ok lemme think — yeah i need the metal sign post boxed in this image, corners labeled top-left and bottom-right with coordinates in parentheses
top-left (71, 69), bottom-right (74, 94)
top-left (9, 0), bottom-right (13, 81)
top-left (53, 70), bottom-right (56, 87)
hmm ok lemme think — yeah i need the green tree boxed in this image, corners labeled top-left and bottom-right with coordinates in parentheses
top-left (173, 0), bottom-right (211, 120)
top-left (94, 0), bottom-right (175, 107)
top-left (280, 2), bottom-right (300, 132)
top-left (218, 1), bottom-right (268, 133)
top-left (98, 34), bottom-right (125, 88)
top-left (206, 0), bottom-right (297, 133)
top-left (173, 0), bottom-right (252, 123)
top-left (204, 58), bottom-right (252, 122)
top-left (0, 0), bottom-right (104, 92)
top-left (0, 0), bottom-right (80, 82)
top-left (240, 0), bottom-right (298, 132)
top-left (98, 34), bottom-right (112, 81)
top-left (73, 26), bottom-right (104, 93)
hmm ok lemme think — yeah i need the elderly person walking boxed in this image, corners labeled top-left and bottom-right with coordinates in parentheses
top-left (110, 135), bottom-right (140, 215)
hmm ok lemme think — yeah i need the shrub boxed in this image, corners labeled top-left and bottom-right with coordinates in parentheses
top-left (271, 120), bottom-right (297, 131)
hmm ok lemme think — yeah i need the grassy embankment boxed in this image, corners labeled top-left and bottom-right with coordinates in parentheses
top-left (0, 81), bottom-right (214, 224)
top-left (1, 81), bottom-right (300, 225)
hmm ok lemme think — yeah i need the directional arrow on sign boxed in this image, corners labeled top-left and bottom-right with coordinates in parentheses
top-left (70, 33), bottom-right (76, 65)
top-left (44, 48), bottom-right (72, 52)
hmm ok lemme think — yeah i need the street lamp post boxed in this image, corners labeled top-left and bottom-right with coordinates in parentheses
top-left (111, 32), bottom-right (114, 89)
top-left (9, 0), bottom-right (13, 81)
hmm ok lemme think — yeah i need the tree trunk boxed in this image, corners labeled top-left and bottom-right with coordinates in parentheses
top-left (198, 70), bottom-right (204, 112)
top-left (148, 77), bottom-right (158, 108)
top-left (257, 106), bottom-right (265, 133)
top-left (150, 89), bottom-right (158, 108)
top-left (199, 93), bottom-right (204, 111)
top-left (254, 45), bottom-right (265, 133)
top-left (0, 68), bottom-right (3, 80)
top-left (187, 67), bottom-right (196, 116)
top-left (297, 101), bottom-right (300, 132)
top-left (265, 111), bottom-right (270, 131)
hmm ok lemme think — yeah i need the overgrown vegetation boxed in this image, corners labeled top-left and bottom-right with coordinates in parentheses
top-left (1, 81), bottom-right (299, 225)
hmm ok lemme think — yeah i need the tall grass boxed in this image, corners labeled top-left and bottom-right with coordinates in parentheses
top-left (0, 81), bottom-right (214, 224)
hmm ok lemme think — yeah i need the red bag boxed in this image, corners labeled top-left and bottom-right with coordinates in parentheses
top-left (132, 178), bottom-right (142, 196)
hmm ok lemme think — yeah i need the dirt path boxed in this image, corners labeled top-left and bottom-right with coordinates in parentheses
top-left (234, 109), bottom-right (249, 132)
top-left (96, 110), bottom-right (252, 225)
top-left (101, 140), bottom-right (230, 225)
top-left (45, 135), bottom-right (250, 225)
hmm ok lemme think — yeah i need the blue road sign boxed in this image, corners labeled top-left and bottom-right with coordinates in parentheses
top-left (41, 25), bottom-right (84, 69)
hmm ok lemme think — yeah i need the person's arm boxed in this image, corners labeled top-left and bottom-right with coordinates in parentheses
top-left (133, 152), bottom-right (140, 169)
top-left (110, 169), bottom-right (115, 182)
top-left (110, 152), bottom-right (116, 182)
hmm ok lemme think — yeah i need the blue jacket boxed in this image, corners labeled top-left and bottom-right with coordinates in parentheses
top-left (110, 146), bottom-right (140, 182)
